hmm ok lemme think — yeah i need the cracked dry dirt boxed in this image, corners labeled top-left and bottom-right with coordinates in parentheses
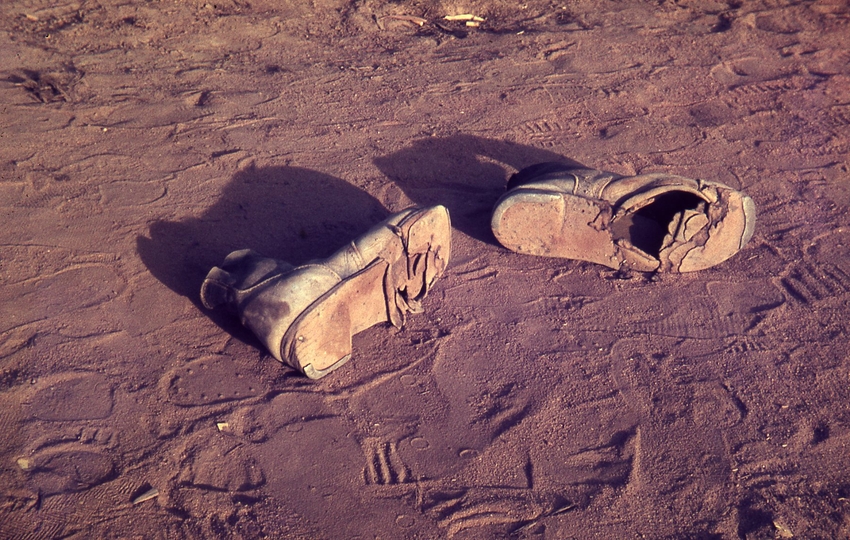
top-left (2, 0), bottom-right (850, 538)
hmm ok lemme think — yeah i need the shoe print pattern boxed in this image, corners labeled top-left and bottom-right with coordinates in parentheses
top-left (363, 438), bottom-right (411, 485)
top-left (778, 262), bottom-right (850, 305)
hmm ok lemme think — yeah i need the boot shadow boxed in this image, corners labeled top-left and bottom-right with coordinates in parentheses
top-left (137, 164), bottom-right (389, 340)
top-left (373, 135), bottom-right (585, 243)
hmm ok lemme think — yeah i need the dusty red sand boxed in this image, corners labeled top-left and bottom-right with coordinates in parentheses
top-left (2, 0), bottom-right (849, 538)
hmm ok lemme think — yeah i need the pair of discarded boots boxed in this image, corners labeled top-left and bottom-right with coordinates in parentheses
top-left (201, 163), bottom-right (756, 379)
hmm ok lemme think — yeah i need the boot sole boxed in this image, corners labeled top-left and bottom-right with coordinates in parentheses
top-left (491, 190), bottom-right (621, 269)
top-left (282, 206), bottom-right (451, 379)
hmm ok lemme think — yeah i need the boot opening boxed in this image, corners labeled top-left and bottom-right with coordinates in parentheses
top-left (614, 191), bottom-right (705, 257)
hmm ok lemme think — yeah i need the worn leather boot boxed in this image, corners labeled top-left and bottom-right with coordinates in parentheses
top-left (491, 163), bottom-right (755, 272)
top-left (201, 205), bottom-right (451, 378)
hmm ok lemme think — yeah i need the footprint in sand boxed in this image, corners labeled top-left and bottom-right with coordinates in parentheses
top-left (778, 260), bottom-right (850, 305)
top-left (24, 372), bottom-right (114, 421)
top-left (607, 338), bottom-right (736, 524)
top-left (17, 443), bottom-right (116, 495)
top-left (161, 354), bottom-right (267, 407)
top-left (573, 279), bottom-right (784, 341)
top-left (421, 486), bottom-right (570, 537)
top-left (362, 437), bottom-right (412, 485)
top-left (179, 443), bottom-right (265, 492)
top-left (0, 264), bottom-right (123, 335)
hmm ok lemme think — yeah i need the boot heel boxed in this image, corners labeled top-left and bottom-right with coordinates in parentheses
top-left (285, 261), bottom-right (389, 379)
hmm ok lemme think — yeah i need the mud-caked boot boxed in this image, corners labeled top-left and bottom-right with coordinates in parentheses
top-left (491, 163), bottom-right (755, 272)
top-left (200, 205), bottom-right (451, 379)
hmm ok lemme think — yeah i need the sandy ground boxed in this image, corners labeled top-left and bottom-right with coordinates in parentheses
top-left (2, 0), bottom-right (850, 538)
